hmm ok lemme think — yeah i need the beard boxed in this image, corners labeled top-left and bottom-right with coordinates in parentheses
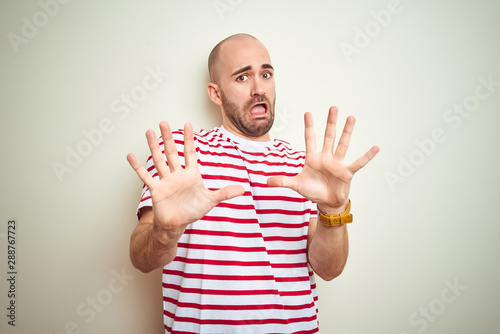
top-left (220, 90), bottom-right (275, 138)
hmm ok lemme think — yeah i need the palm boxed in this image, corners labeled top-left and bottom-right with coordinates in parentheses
top-left (268, 107), bottom-right (379, 212)
top-left (127, 122), bottom-right (244, 230)
top-left (294, 153), bottom-right (352, 209)
top-left (149, 168), bottom-right (214, 228)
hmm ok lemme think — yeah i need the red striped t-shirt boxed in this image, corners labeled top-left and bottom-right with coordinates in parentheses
top-left (137, 126), bottom-right (319, 333)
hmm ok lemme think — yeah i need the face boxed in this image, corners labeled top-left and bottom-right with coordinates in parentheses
top-left (219, 84), bottom-right (275, 140)
top-left (209, 37), bottom-right (276, 141)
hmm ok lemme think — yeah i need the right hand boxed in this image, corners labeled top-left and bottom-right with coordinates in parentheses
top-left (127, 121), bottom-right (245, 237)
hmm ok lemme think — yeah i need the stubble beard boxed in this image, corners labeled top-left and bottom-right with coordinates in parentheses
top-left (220, 90), bottom-right (276, 138)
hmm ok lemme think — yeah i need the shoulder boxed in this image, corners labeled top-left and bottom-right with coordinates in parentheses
top-left (167, 127), bottom-right (237, 154)
top-left (167, 127), bottom-right (221, 145)
top-left (272, 138), bottom-right (306, 160)
top-left (195, 128), bottom-right (238, 151)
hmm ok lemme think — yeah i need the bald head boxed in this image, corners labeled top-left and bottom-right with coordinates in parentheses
top-left (206, 33), bottom-right (276, 141)
top-left (208, 33), bottom-right (265, 84)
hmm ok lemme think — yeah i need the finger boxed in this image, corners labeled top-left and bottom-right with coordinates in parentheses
top-left (146, 129), bottom-right (169, 179)
top-left (159, 121), bottom-right (182, 173)
top-left (183, 123), bottom-right (197, 168)
top-left (212, 185), bottom-right (245, 203)
top-left (267, 175), bottom-right (298, 191)
top-left (349, 145), bottom-right (380, 173)
top-left (321, 106), bottom-right (338, 154)
top-left (127, 153), bottom-right (156, 190)
top-left (334, 115), bottom-right (356, 159)
top-left (304, 112), bottom-right (317, 154)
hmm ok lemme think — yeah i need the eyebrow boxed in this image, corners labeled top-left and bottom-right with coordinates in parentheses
top-left (231, 64), bottom-right (274, 77)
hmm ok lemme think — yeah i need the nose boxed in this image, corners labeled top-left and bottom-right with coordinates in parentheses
top-left (251, 77), bottom-right (265, 96)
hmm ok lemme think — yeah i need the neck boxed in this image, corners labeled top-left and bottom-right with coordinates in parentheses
top-left (222, 122), bottom-right (271, 142)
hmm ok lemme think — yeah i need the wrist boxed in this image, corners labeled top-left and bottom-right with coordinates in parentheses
top-left (317, 200), bottom-right (350, 215)
top-left (317, 200), bottom-right (353, 227)
top-left (152, 218), bottom-right (185, 247)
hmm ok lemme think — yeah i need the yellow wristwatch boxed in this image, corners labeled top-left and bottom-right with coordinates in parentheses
top-left (317, 200), bottom-right (353, 227)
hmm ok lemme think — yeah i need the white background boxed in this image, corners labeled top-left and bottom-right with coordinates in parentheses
top-left (1, 0), bottom-right (499, 333)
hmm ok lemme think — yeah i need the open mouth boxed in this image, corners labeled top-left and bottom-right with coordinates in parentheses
top-left (249, 102), bottom-right (268, 116)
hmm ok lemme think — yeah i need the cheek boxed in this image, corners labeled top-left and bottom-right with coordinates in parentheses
top-left (235, 85), bottom-right (251, 98)
top-left (225, 85), bottom-right (250, 101)
top-left (266, 81), bottom-right (276, 95)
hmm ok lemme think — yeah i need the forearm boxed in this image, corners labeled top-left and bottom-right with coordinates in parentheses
top-left (129, 210), bottom-right (185, 273)
top-left (308, 221), bottom-right (349, 281)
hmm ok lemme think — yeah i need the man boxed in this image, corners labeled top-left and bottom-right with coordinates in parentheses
top-left (127, 33), bottom-right (379, 333)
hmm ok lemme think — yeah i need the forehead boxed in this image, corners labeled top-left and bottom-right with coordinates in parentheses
top-left (218, 38), bottom-right (272, 75)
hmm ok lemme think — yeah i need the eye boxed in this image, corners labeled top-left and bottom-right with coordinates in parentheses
top-left (236, 74), bottom-right (249, 82)
top-left (262, 71), bottom-right (273, 79)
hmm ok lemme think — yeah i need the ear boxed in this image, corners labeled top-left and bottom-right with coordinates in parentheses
top-left (207, 82), bottom-right (222, 106)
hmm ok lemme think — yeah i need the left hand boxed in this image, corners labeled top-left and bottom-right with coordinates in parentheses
top-left (267, 106), bottom-right (379, 213)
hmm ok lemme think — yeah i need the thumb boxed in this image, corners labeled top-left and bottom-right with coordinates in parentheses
top-left (267, 176), bottom-right (296, 189)
top-left (214, 185), bottom-right (245, 202)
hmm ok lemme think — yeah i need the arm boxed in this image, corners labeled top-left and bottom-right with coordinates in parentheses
top-left (129, 208), bottom-right (184, 273)
top-left (269, 106), bottom-right (379, 280)
top-left (127, 122), bottom-right (244, 273)
top-left (307, 218), bottom-right (348, 281)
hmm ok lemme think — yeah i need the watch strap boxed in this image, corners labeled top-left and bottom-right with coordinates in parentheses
top-left (317, 200), bottom-right (353, 227)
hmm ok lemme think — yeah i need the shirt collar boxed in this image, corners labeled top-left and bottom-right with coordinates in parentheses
top-left (219, 126), bottom-right (274, 148)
